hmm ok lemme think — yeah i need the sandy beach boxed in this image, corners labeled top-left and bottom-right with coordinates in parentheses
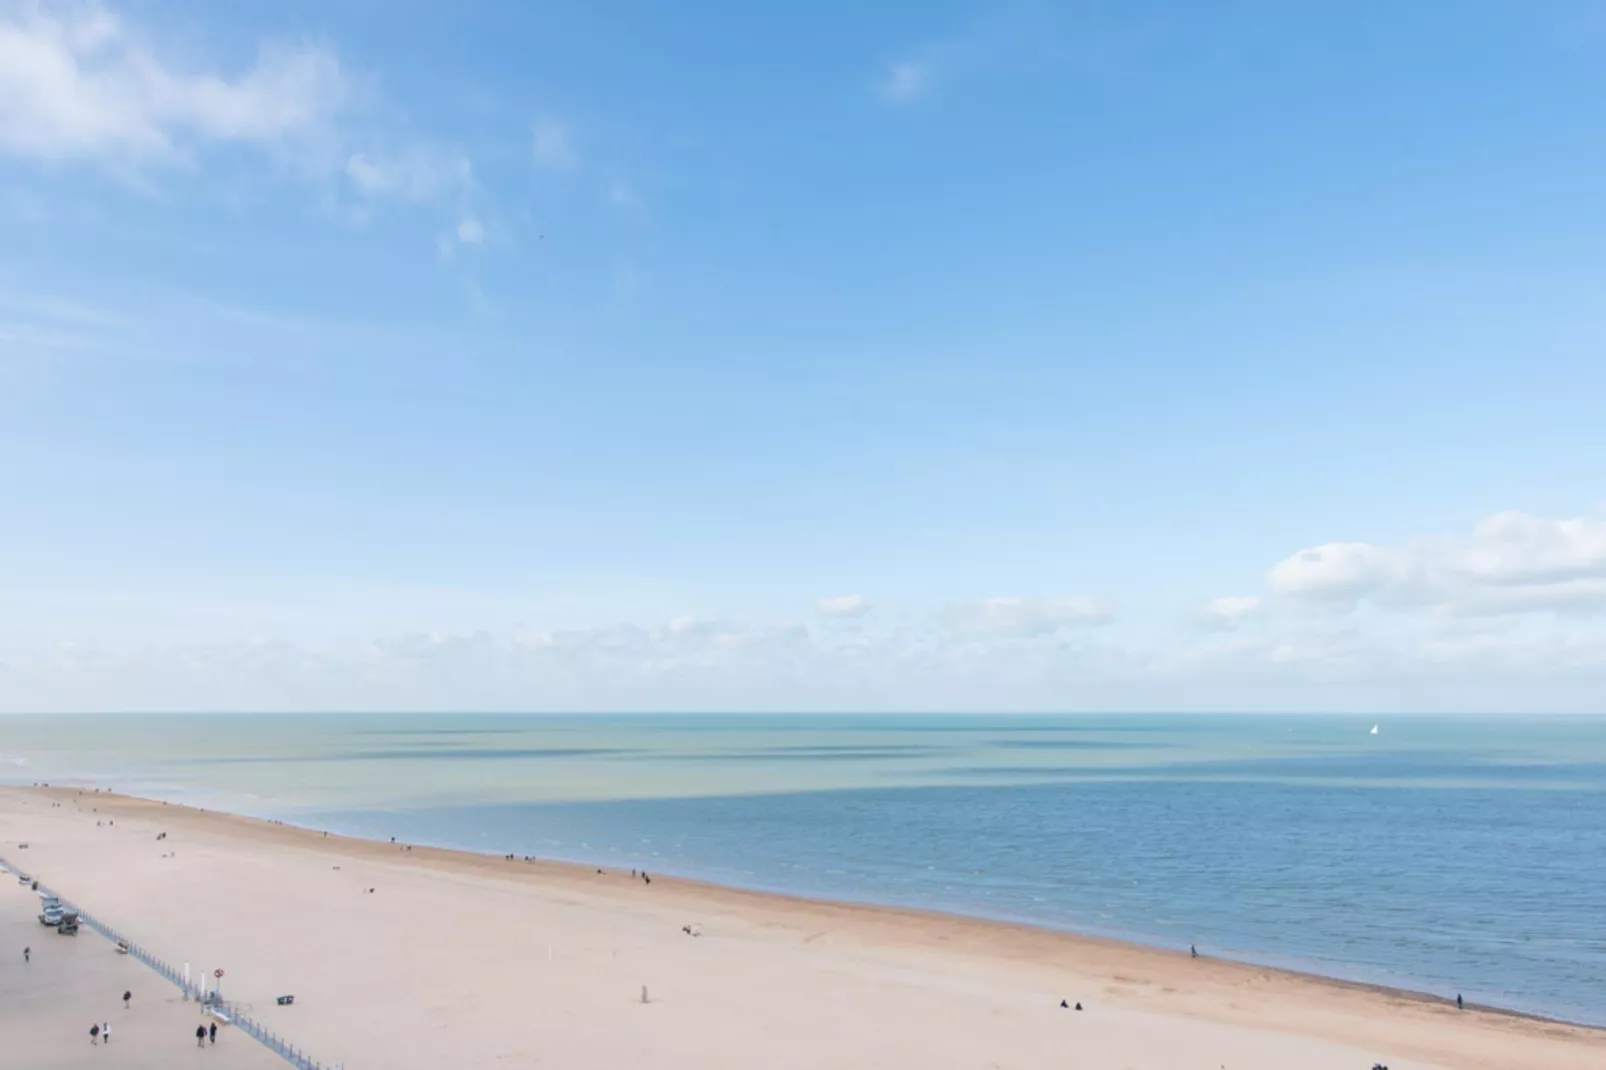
top-left (2, 785), bottom-right (1600, 1070)
top-left (0, 864), bottom-right (287, 1069)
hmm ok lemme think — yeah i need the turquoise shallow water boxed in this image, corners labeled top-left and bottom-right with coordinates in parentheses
top-left (3, 713), bottom-right (1604, 1025)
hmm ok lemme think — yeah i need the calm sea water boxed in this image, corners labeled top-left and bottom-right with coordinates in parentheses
top-left (3, 713), bottom-right (1604, 1025)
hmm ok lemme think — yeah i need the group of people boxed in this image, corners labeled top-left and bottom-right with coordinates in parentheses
top-left (84, 989), bottom-right (138, 1041)
top-left (81, 987), bottom-right (222, 1049)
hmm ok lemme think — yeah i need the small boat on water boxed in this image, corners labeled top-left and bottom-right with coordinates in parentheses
top-left (1370, 724), bottom-right (1379, 736)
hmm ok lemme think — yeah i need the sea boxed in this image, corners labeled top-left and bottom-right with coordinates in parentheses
top-left (2, 713), bottom-right (1603, 1026)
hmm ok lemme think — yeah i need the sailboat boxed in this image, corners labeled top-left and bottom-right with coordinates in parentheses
top-left (1369, 724), bottom-right (1379, 736)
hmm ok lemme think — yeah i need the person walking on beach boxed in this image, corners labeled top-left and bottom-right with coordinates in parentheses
top-left (90, 1023), bottom-right (100, 1045)
top-left (196, 1024), bottom-right (207, 1047)
top-left (1457, 993), bottom-right (1464, 1010)
top-left (209, 1021), bottom-right (217, 1044)
top-left (102, 1021), bottom-right (110, 1044)
top-left (23, 946), bottom-right (29, 963)
top-left (122, 990), bottom-right (131, 1008)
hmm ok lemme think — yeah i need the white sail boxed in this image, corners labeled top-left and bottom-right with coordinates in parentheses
top-left (1369, 724), bottom-right (1379, 735)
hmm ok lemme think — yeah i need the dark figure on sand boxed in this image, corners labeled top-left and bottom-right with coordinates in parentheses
top-left (90, 1024), bottom-right (100, 1045)
top-left (23, 946), bottom-right (29, 963)
top-left (210, 1022), bottom-right (217, 1044)
top-left (1190, 944), bottom-right (1198, 959)
top-left (1457, 994), bottom-right (1464, 1010)
top-left (123, 990), bottom-right (131, 1008)
top-left (197, 1025), bottom-right (207, 1047)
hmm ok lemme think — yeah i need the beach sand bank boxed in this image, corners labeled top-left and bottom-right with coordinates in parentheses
top-left (2, 785), bottom-right (1600, 1070)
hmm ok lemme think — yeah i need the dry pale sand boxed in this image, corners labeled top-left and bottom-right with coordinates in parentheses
top-left (0, 851), bottom-right (286, 1068)
top-left (1, 786), bottom-right (1600, 1070)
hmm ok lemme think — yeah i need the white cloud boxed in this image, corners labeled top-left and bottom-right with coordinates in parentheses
top-left (817, 594), bottom-right (872, 619)
top-left (940, 596), bottom-right (1112, 639)
top-left (454, 217), bottom-right (483, 245)
top-left (1461, 511), bottom-right (1606, 584)
top-left (1197, 595), bottom-right (1261, 628)
top-left (877, 60), bottom-right (930, 102)
top-left (1268, 542), bottom-right (1408, 604)
top-left (0, 3), bottom-right (350, 166)
top-left (531, 116), bottom-right (576, 170)
top-left (1268, 511), bottom-right (1606, 617)
top-left (345, 148), bottom-right (471, 203)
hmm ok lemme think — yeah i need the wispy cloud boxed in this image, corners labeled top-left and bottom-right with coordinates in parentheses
top-left (876, 60), bottom-right (931, 103)
top-left (0, 2), bottom-right (479, 253)
top-left (531, 116), bottom-right (577, 170)
top-left (817, 594), bottom-right (872, 619)
top-left (455, 217), bottom-right (484, 245)
top-left (345, 147), bottom-right (471, 203)
top-left (1195, 595), bottom-right (1262, 630)
top-left (0, 3), bottom-right (351, 168)
top-left (940, 596), bottom-right (1113, 638)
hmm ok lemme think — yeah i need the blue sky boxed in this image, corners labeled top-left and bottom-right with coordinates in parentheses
top-left (3, 1), bottom-right (1606, 712)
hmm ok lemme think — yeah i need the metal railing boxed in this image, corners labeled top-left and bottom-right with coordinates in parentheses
top-left (2, 856), bottom-right (340, 1070)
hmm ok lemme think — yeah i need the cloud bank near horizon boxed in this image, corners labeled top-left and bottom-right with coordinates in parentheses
top-left (6, 510), bottom-right (1606, 715)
